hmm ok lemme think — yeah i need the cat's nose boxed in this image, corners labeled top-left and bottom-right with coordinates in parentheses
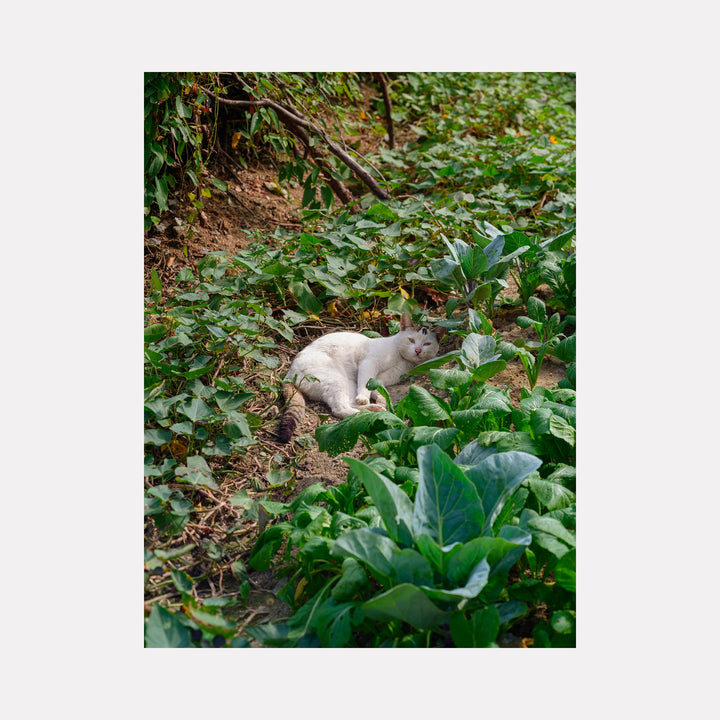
top-left (415, 347), bottom-right (422, 355)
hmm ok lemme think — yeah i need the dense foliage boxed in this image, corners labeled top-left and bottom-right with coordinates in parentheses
top-left (144, 71), bottom-right (576, 647)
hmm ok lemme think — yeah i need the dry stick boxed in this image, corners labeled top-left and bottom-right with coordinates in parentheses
top-left (202, 88), bottom-right (391, 201)
top-left (219, 83), bottom-right (353, 204)
top-left (376, 72), bottom-right (395, 149)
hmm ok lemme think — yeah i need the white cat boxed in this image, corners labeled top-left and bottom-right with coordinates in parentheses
top-left (278, 313), bottom-right (446, 442)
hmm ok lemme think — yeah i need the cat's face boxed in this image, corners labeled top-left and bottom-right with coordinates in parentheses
top-left (398, 323), bottom-right (446, 364)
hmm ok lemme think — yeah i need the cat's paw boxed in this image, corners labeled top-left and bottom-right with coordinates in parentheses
top-left (354, 394), bottom-right (370, 406)
top-left (365, 404), bottom-right (386, 413)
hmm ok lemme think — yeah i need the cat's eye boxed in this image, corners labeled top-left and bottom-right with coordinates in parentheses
top-left (408, 337), bottom-right (415, 343)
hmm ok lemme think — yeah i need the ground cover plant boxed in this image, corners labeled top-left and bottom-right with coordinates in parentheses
top-left (144, 71), bottom-right (576, 648)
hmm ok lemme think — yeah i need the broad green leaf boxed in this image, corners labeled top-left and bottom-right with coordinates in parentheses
top-left (464, 451), bottom-right (542, 534)
top-left (352, 272), bottom-right (379, 291)
top-left (526, 476), bottom-right (576, 511)
top-left (459, 245), bottom-right (488, 279)
top-left (362, 583), bottom-right (448, 630)
top-left (413, 444), bottom-right (485, 545)
top-left (224, 415), bottom-right (252, 440)
top-left (461, 334), bottom-right (501, 370)
top-left (315, 410), bottom-right (404, 456)
top-left (144, 606), bottom-right (190, 648)
top-left (407, 426), bottom-right (459, 451)
top-left (214, 390), bottom-right (254, 412)
top-left (450, 605), bottom-right (500, 648)
top-left (144, 323), bottom-right (166, 343)
top-left (176, 397), bottom-right (214, 422)
top-left (451, 409), bottom-right (490, 436)
top-left (175, 455), bottom-right (218, 489)
top-left (392, 548), bottom-right (435, 586)
top-left (288, 280), bottom-right (323, 315)
top-left (344, 457), bottom-right (414, 547)
top-left (400, 385), bottom-right (451, 425)
top-left (483, 235), bottom-right (505, 268)
top-left (414, 533), bottom-right (455, 575)
top-left (454, 440), bottom-right (496, 466)
top-left (470, 359), bottom-right (506, 382)
top-left (331, 558), bottom-right (369, 602)
top-left (316, 600), bottom-right (353, 648)
top-left (420, 557), bottom-right (490, 602)
top-left (144, 428), bottom-right (172, 446)
top-left (248, 522), bottom-right (293, 571)
top-left (527, 295), bottom-right (546, 322)
top-left (548, 413), bottom-right (576, 447)
top-left (170, 569), bottom-right (194, 595)
top-left (521, 510), bottom-right (575, 560)
top-left (331, 528), bottom-right (399, 585)
top-left (429, 368), bottom-right (473, 391)
top-left (554, 549), bottom-right (576, 592)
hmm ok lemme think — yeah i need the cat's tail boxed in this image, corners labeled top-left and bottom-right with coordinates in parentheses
top-left (278, 384), bottom-right (305, 443)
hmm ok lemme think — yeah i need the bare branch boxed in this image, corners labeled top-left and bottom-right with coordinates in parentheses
top-left (202, 86), bottom-right (391, 201)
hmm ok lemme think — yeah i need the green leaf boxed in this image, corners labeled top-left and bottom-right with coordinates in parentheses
top-left (429, 368), bottom-right (473, 391)
top-left (176, 398), bottom-right (214, 422)
top-left (400, 385), bottom-right (451, 425)
top-left (331, 528), bottom-right (399, 585)
top-left (315, 411), bottom-right (404, 456)
top-left (144, 428), bottom-right (172, 446)
top-left (522, 510), bottom-right (576, 559)
top-left (450, 605), bottom-right (500, 647)
top-left (145, 323), bottom-right (166, 344)
top-left (527, 295), bottom-right (546, 322)
top-left (175, 455), bottom-right (218, 489)
top-left (548, 413), bottom-right (576, 447)
top-left (170, 569), bottom-right (194, 595)
top-left (554, 549), bottom-right (576, 592)
top-left (352, 272), bottom-right (379, 291)
top-left (471, 359), bottom-right (506, 382)
top-left (461, 334), bottom-right (501, 370)
top-left (362, 583), bottom-right (448, 630)
top-left (344, 458), bottom-right (414, 547)
top-left (420, 557), bottom-right (490, 603)
top-left (175, 95), bottom-right (192, 118)
top-left (526, 476), bottom-right (576, 511)
top-left (392, 548), bottom-right (435, 586)
top-left (464, 451), bottom-right (542, 534)
top-left (214, 390), bottom-right (254, 412)
top-left (407, 426), bottom-right (459, 451)
top-left (459, 245), bottom-right (488, 279)
top-left (413, 444), bottom-right (485, 545)
top-left (331, 558), bottom-right (369, 602)
top-left (248, 522), bottom-right (293, 571)
top-left (144, 606), bottom-right (190, 648)
top-left (288, 280), bottom-right (323, 315)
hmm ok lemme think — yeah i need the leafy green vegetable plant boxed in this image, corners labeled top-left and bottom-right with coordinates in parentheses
top-left (429, 224), bottom-right (530, 318)
top-left (245, 443), bottom-right (541, 647)
top-left (513, 295), bottom-right (568, 389)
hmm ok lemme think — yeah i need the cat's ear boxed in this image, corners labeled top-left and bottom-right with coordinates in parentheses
top-left (400, 313), bottom-right (415, 331)
top-left (434, 326), bottom-right (447, 342)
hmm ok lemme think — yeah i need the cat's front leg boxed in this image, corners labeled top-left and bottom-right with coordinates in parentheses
top-left (354, 361), bottom-right (376, 406)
